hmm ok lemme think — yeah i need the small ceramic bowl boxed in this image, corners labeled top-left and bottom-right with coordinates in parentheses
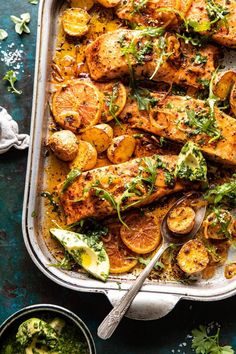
top-left (0, 304), bottom-right (96, 353)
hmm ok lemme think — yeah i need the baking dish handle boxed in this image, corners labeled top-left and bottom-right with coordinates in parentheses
top-left (106, 290), bottom-right (181, 320)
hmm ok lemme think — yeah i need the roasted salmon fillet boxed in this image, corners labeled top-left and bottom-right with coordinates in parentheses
top-left (116, 0), bottom-right (180, 28)
top-left (85, 29), bottom-right (218, 88)
top-left (60, 154), bottom-right (184, 224)
top-left (116, 0), bottom-right (236, 48)
top-left (119, 94), bottom-right (236, 165)
top-left (185, 0), bottom-right (236, 48)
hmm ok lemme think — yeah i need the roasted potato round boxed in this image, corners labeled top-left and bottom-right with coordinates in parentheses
top-left (167, 206), bottom-right (196, 234)
top-left (107, 135), bottom-right (136, 164)
top-left (67, 0), bottom-right (94, 11)
top-left (96, 0), bottom-right (120, 8)
top-left (69, 140), bottom-right (97, 171)
top-left (48, 130), bottom-right (78, 161)
top-left (203, 210), bottom-right (232, 240)
top-left (224, 263), bottom-right (236, 279)
top-left (177, 240), bottom-right (209, 274)
top-left (62, 8), bottom-right (90, 37)
top-left (80, 124), bottom-right (113, 153)
top-left (213, 70), bottom-right (236, 100)
top-left (230, 82), bottom-right (236, 116)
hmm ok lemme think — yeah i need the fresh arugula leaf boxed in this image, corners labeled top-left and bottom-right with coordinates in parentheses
top-left (187, 20), bottom-right (211, 32)
top-left (205, 177), bottom-right (236, 207)
top-left (0, 29), bottom-right (8, 40)
top-left (41, 191), bottom-right (60, 213)
top-left (138, 257), bottom-right (164, 270)
top-left (10, 13), bottom-right (31, 35)
top-left (176, 33), bottom-right (209, 47)
top-left (180, 109), bottom-right (221, 142)
top-left (206, 0), bottom-right (229, 25)
top-left (150, 36), bottom-right (173, 80)
top-left (104, 82), bottom-right (122, 126)
top-left (192, 325), bottom-right (234, 354)
top-left (3, 70), bottom-right (22, 95)
top-left (61, 168), bottom-right (81, 193)
top-left (131, 0), bottom-right (148, 15)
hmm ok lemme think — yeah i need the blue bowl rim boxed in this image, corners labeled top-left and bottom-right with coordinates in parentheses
top-left (0, 303), bottom-right (96, 353)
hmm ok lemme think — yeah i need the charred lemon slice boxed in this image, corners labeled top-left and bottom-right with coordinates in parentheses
top-left (52, 80), bottom-right (102, 133)
top-left (97, 82), bottom-right (127, 122)
top-left (62, 8), bottom-right (91, 37)
top-left (120, 212), bottom-right (161, 254)
top-left (103, 222), bottom-right (138, 274)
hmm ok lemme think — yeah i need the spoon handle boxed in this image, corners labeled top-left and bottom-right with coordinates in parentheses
top-left (97, 242), bottom-right (169, 340)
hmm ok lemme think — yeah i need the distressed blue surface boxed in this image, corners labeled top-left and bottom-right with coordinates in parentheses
top-left (1, 1), bottom-right (236, 353)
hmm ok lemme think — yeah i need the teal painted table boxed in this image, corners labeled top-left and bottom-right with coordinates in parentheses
top-left (1, 2), bottom-right (236, 353)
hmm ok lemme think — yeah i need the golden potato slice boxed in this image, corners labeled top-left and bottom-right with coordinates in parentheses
top-left (80, 124), bottom-right (113, 153)
top-left (99, 82), bottom-right (127, 122)
top-left (203, 210), bottom-right (232, 240)
top-left (225, 263), bottom-right (236, 279)
top-left (67, 0), bottom-right (94, 10)
top-left (69, 140), bottom-right (97, 171)
top-left (48, 130), bottom-right (78, 161)
top-left (96, 0), bottom-right (121, 8)
top-left (167, 206), bottom-right (196, 235)
top-left (213, 71), bottom-right (236, 100)
top-left (107, 135), bottom-right (136, 164)
top-left (177, 240), bottom-right (209, 274)
top-left (62, 8), bottom-right (90, 37)
top-left (52, 80), bottom-right (102, 133)
top-left (230, 83), bottom-right (236, 116)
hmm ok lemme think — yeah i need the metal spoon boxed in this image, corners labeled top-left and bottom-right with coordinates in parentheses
top-left (97, 191), bottom-right (207, 340)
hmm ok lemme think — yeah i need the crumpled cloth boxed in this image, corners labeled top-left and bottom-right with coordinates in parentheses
top-left (0, 106), bottom-right (30, 154)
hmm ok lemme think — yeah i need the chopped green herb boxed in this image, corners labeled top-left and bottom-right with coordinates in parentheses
top-left (31, 210), bottom-right (37, 218)
top-left (180, 108), bottom-right (221, 143)
top-left (213, 207), bottom-right (231, 239)
top-left (61, 168), bottom-right (81, 193)
top-left (175, 141), bottom-right (208, 182)
top-left (192, 325), bottom-right (234, 354)
top-left (159, 137), bottom-right (166, 147)
top-left (3, 70), bottom-right (22, 95)
top-left (10, 13), bottom-right (31, 35)
top-left (206, 0), bottom-right (229, 26)
top-left (0, 29), bottom-right (8, 40)
top-left (28, 0), bottom-right (38, 4)
top-left (194, 53), bottom-right (208, 65)
top-left (131, 86), bottom-right (157, 111)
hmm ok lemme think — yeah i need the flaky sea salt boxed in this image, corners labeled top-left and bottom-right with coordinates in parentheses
top-left (0, 42), bottom-right (24, 74)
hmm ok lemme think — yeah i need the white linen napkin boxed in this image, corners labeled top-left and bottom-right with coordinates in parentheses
top-left (0, 106), bottom-right (30, 154)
